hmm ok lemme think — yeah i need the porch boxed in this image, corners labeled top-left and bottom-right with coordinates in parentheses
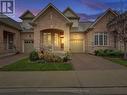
top-left (40, 29), bottom-right (65, 52)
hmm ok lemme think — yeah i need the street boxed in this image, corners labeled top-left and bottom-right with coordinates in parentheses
top-left (0, 87), bottom-right (127, 95)
top-left (0, 70), bottom-right (127, 94)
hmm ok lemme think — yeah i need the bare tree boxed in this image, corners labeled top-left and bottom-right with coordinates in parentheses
top-left (107, 12), bottom-right (127, 59)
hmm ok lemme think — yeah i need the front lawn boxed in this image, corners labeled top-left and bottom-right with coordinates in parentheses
top-left (0, 58), bottom-right (73, 71)
top-left (94, 49), bottom-right (127, 67)
top-left (106, 57), bottom-right (127, 67)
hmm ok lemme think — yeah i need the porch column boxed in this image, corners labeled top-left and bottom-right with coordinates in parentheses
top-left (14, 32), bottom-right (19, 51)
top-left (64, 27), bottom-right (70, 52)
top-left (40, 32), bottom-right (43, 47)
top-left (34, 27), bottom-right (40, 51)
top-left (51, 32), bottom-right (55, 51)
top-left (58, 32), bottom-right (61, 49)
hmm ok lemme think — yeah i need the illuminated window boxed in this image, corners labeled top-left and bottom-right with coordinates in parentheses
top-left (43, 33), bottom-right (51, 46)
top-left (54, 33), bottom-right (59, 47)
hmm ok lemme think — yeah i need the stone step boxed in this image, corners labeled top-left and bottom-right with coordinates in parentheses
top-left (0, 53), bottom-right (16, 59)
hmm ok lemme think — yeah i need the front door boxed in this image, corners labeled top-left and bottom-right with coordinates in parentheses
top-left (7, 33), bottom-right (14, 50)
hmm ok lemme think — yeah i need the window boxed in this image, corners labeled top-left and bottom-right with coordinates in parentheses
top-left (94, 32), bottom-right (108, 46)
top-left (24, 40), bottom-right (34, 43)
top-left (43, 33), bottom-right (51, 46)
top-left (54, 33), bottom-right (59, 47)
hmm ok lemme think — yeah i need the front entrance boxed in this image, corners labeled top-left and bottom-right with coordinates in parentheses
top-left (41, 29), bottom-right (64, 51)
top-left (3, 31), bottom-right (15, 51)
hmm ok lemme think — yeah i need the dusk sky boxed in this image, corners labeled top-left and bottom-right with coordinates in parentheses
top-left (10, 0), bottom-right (127, 21)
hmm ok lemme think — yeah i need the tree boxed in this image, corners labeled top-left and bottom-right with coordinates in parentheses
top-left (117, 14), bottom-right (127, 59)
top-left (107, 12), bottom-right (127, 59)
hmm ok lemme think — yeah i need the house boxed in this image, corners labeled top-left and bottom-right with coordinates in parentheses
top-left (0, 3), bottom-right (120, 54)
top-left (0, 14), bottom-right (21, 54)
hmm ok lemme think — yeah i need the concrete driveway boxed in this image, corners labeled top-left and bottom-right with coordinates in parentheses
top-left (71, 54), bottom-right (127, 70)
top-left (0, 54), bottom-right (27, 68)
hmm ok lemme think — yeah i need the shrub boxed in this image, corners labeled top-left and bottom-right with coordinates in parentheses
top-left (95, 49), bottom-right (123, 58)
top-left (42, 52), bottom-right (54, 62)
top-left (54, 56), bottom-right (63, 63)
top-left (95, 50), bottom-right (99, 56)
top-left (29, 50), bottom-right (71, 63)
top-left (104, 49), bottom-right (113, 56)
top-left (63, 52), bottom-right (71, 62)
top-left (111, 51), bottom-right (123, 57)
top-left (38, 52), bottom-right (63, 63)
top-left (29, 51), bottom-right (39, 61)
top-left (95, 49), bottom-right (105, 56)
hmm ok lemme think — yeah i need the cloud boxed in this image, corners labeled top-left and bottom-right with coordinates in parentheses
top-left (80, 0), bottom-right (108, 10)
top-left (79, 0), bottom-right (127, 11)
top-left (105, 2), bottom-right (127, 10)
top-left (78, 12), bottom-right (102, 22)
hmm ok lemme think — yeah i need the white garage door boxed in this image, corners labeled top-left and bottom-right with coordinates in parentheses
top-left (24, 40), bottom-right (34, 53)
top-left (70, 39), bottom-right (83, 53)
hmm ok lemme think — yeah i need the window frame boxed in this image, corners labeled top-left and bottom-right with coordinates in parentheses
top-left (94, 32), bottom-right (108, 46)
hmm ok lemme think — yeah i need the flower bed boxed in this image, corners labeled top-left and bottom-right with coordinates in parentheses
top-left (29, 50), bottom-right (71, 64)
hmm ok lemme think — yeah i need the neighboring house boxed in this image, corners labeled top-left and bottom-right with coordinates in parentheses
top-left (0, 14), bottom-right (21, 54)
top-left (0, 3), bottom-right (120, 54)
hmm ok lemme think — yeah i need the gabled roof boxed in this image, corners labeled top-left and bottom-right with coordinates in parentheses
top-left (0, 14), bottom-right (21, 30)
top-left (32, 3), bottom-right (71, 23)
top-left (89, 8), bottom-right (118, 28)
top-left (20, 10), bottom-right (35, 19)
top-left (71, 21), bottom-right (93, 32)
top-left (63, 7), bottom-right (80, 19)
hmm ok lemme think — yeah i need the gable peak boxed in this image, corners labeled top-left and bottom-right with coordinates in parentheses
top-left (63, 7), bottom-right (79, 19)
top-left (20, 10), bottom-right (35, 20)
top-left (32, 3), bottom-right (71, 23)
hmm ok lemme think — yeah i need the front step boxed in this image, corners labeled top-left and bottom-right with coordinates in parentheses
top-left (0, 53), bottom-right (16, 59)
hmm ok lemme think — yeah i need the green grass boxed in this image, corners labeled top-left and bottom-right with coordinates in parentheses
top-left (107, 57), bottom-right (127, 67)
top-left (0, 58), bottom-right (73, 71)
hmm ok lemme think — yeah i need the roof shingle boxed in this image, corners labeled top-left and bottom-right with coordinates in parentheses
top-left (0, 14), bottom-right (21, 30)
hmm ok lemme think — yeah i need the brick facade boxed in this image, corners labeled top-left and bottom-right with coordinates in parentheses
top-left (0, 24), bottom-right (21, 54)
top-left (33, 7), bottom-right (71, 51)
top-left (0, 4), bottom-right (119, 54)
top-left (85, 11), bottom-right (117, 53)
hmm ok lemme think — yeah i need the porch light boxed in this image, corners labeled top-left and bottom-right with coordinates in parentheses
top-left (74, 34), bottom-right (79, 39)
top-left (60, 35), bottom-right (64, 38)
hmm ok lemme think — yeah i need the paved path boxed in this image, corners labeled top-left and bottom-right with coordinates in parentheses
top-left (0, 54), bottom-right (27, 68)
top-left (71, 54), bottom-right (127, 70)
